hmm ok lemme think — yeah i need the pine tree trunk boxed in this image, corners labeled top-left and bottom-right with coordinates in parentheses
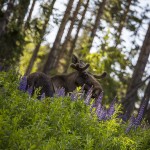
top-left (0, 0), bottom-right (14, 37)
top-left (0, 0), bottom-right (6, 9)
top-left (25, 0), bottom-right (56, 75)
top-left (64, 0), bottom-right (90, 73)
top-left (87, 0), bottom-right (107, 51)
top-left (122, 23), bottom-right (150, 119)
top-left (115, 0), bottom-right (132, 48)
top-left (43, 0), bottom-right (74, 74)
top-left (142, 80), bottom-right (150, 111)
top-left (24, 0), bottom-right (36, 30)
top-left (25, 42), bottom-right (41, 75)
top-left (141, 80), bottom-right (150, 122)
top-left (17, 0), bottom-right (30, 27)
top-left (56, 0), bottom-right (82, 68)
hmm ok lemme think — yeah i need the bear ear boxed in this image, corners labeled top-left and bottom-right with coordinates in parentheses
top-left (72, 54), bottom-right (79, 64)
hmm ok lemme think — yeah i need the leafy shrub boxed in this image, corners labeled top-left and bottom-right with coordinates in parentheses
top-left (0, 71), bottom-right (150, 150)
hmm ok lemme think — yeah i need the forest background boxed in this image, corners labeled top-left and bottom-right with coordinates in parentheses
top-left (0, 0), bottom-right (150, 122)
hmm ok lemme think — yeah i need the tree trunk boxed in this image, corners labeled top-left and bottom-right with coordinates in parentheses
top-left (24, 0), bottom-right (36, 30)
top-left (142, 80), bottom-right (150, 112)
top-left (0, 0), bottom-right (6, 9)
top-left (64, 0), bottom-right (90, 73)
top-left (140, 80), bottom-right (150, 123)
top-left (115, 0), bottom-right (132, 48)
top-left (122, 23), bottom-right (150, 120)
top-left (56, 0), bottom-right (82, 68)
top-left (25, 0), bottom-right (56, 75)
top-left (17, 0), bottom-right (30, 27)
top-left (87, 0), bottom-right (107, 51)
top-left (0, 0), bottom-right (14, 37)
top-left (43, 0), bottom-right (74, 74)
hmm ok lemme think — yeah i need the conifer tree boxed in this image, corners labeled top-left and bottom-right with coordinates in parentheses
top-left (114, 0), bottom-right (132, 48)
top-left (25, 0), bottom-right (56, 75)
top-left (64, 0), bottom-right (90, 72)
top-left (24, 0), bottom-right (37, 30)
top-left (43, 0), bottom-right (74, 74)
top-left (56, 0), bottom-right (83, 71)
top-left (123, 23), bottom-right (150, 119)
top-left (87, 0), bottom-right (107, 51)
top-left (0, 0), bottom-right (14, 37)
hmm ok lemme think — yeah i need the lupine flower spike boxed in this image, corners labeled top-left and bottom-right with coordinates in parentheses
top-left (55, 87), bottom-right (65, 97)
top-left (95, 92), bottom-right (103, 107)
top-left (27, 86), bottom-right (33, 96)
top-left (94, 92), bottom-right (107, 120)
top-left (125, 116), bottom-right (136, 133)
top-left (121, 114), bottom-right (128, 122)
top-left (70, 92), bottom-right (78, 101)
top-left (107, 96), bottom-right (117, 119)
top-left (40, 93), bottom-right (45, 100)
top-left (0, 65), bottom-right (2, 71)
top-left (96, 105), bottom-right (107, 121)
top-left (91, 91), bottom-right (103, 111)
top-left (126, 100), bottom-right (147, 133)
top-left (84, 86), bottom-right (93, 105)
top-left (135, 99), bottom-right (147, 125)
top-left (96, 103), bottom-right (102, 119)
top-left (19, 76), bottom-right (27, 92)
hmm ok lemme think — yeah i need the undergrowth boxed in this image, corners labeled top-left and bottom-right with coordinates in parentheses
top-left (0, 70), bottom-right (150, 150)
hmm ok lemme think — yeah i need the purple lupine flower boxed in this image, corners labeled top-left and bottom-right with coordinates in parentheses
top-left (40, 93), bottom-right (45, 100)
top-left (19, 76), bottom-right (27, 92)
top-left (126, 100), bottom-right (147, 133)
top-left (101, 109), bottom-right (107, 120)
top-left (84, 86), bottom-right (93, 105)
top-left (97, 105), bottom-right (107, 121)
top-left (70, 92), bottom-right (78, 101)
top-left (27, 86), bottom-right (33, 96)
top-left (118, 113), bottom-right (128, 122)
top-left (135, 100), bottom-right (147, 125)
top-left (96, 103), bottom-right (102, 117)
top-left (91, 92), bottom-right (103, 111)
top-left (107, 96), bottom-right (117, 118)
top-left (0, 65), bottom-right (2, 71)
top-left (95, 92), bottom-right (103, 107)
top-left (55, 87), bottom-right (65, 97)
top-left (125, 116), bottom-right (136, 133)
top-left (80, 91), bottom-right (85, 100)
top-left (95, 97), bottom-right (107, 121)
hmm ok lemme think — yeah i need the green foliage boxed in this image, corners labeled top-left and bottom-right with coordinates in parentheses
top-left (12, 0), bottom-right (30, 27)
top-left (19, 43), bottom-right (49, 75)
top-left (82, 47), bottom-right (129, 103)
top-left (0, 71), bottom-right (150, 150)
top-left (0, 27), bottom-right (24, 67)
top-left (74, 29), bottom-right (130, 103)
